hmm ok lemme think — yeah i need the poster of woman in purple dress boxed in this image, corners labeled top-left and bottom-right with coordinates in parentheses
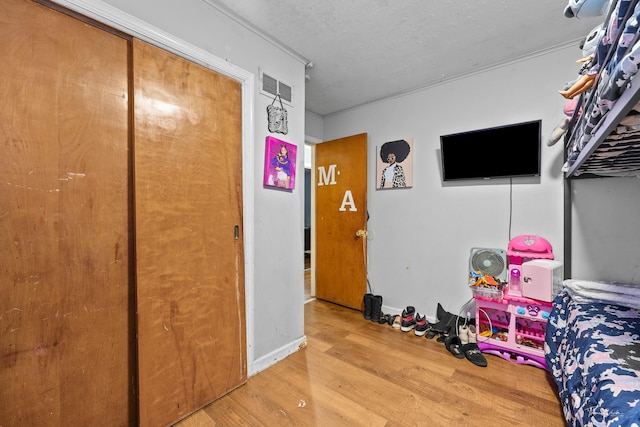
top-left (264, 136), bottom-right (297, 190)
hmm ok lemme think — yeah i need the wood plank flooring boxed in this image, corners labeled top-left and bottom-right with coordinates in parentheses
top-left (175, 299), bottom-right (565, 426)
top-left (304, 254), bottom-right (312, 302)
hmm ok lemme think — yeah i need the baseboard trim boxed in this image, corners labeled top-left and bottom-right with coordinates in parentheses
top-left (250, 335), bottom-right (307, 376)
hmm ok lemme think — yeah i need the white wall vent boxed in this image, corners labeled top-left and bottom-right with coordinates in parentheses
top-left (259, 68), bottom-right (293, 106)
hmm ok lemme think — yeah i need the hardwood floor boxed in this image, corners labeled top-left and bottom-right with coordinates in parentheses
top-left (304, 269), bottom-right (312, 301)
top-left (304, 254), bottom-right (312, 302)
top-left (175, 300), bottom-right (565, 426)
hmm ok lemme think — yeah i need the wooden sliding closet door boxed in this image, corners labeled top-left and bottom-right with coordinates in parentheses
top-left (0, 0), bottom-right (134, 426)
top-left (132, 39), bottom-right (246, 426)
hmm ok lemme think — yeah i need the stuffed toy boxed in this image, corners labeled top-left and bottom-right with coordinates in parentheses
top-left (581, 24), bottom-right (605, 57)
top-left (564, 0), bottom-right (611, 18)
top-left (548, 98), bottom-right (582, 146)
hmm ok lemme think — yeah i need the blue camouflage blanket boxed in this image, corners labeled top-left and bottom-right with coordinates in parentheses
top-left (546, 289), bottom-right (640, 426)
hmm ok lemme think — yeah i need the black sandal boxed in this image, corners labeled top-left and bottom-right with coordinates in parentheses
top-left (444, 327), bottom-right (465, 359)
top-left (462, 343), bottom-right (487, 367)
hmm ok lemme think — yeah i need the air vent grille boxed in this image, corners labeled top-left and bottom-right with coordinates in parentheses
top-left (278, 82), bottom-right (292, 103)
top-left (260, 69), bottom-right (293, 105)
top-left (262, 73), bottom-right (278, 96)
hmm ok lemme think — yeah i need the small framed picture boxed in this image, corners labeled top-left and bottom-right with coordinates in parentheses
top-left (264, 136), bottom-right (297, 190)
top-left (377, 138), bottom-right (414, 189)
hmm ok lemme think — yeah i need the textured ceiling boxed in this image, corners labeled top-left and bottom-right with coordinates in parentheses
top-left (210, 0), bottom-right (604, 116)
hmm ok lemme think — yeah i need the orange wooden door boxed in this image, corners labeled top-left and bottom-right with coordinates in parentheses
top-left (315, 134), bottom-right (368, 310)
top-left (132, 39), bottom-right (246, 427)
top-left (0, 1), bottom-right (134, 425)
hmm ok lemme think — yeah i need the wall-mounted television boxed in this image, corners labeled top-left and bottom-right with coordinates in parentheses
top-left (440, 120), bottom-right (541, 182)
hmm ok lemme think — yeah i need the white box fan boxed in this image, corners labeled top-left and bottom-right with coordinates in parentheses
top-left (469, 247), bottom-right (507, 282)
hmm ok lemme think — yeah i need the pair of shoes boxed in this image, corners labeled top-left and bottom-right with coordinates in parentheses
top-left (444, 325), bottom-right (465, 359)
top-left (363, 294), bottom-right (383, 323)
top-left (379, 313), bottom-right (393, 325)
top-left (400, 306), bottom-right (416, 332)
top-left (459, 324), bottom-right (487, 367)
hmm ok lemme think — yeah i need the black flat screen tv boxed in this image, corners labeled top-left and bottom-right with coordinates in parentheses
top-left (440, 120), bottom-right (541, 182)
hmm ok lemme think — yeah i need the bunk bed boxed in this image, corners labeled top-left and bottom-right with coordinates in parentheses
top-left (544, 1), bottom-right (640, 426)
top-left (563, 0), bottom-right (640, 178)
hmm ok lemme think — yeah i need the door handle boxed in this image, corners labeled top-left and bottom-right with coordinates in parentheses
top-left (355, 229), bottom-right (367, 237)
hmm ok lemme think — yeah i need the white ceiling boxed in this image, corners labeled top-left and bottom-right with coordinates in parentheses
top-left (210, 0), bottom-right (604, 116)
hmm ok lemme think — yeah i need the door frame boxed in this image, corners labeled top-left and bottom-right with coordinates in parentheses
top-left (305, 135), bottom-right (323, 300)
top-left (50, 0), bottom-right (257, 375)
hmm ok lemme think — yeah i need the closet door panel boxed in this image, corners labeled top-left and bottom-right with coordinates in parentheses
top-left (0, 1), bottom-right (133, 426)
top-left (133, 39), bottom-right (246, 427)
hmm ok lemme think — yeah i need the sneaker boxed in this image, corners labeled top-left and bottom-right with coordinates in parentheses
top-left (400, 306), bottom-right (416, 332)
top-left (414, 314), bottom-right (430, 336)
top-left (458, 324), bottom-right (469, 345)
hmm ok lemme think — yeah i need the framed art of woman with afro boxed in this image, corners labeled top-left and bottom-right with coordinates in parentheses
top-left (377, 138), bottom-right (413, 189)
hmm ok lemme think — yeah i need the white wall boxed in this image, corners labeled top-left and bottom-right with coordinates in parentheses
top-left (323, 46), bottom-right (581, 320)
top-left (305, 110), bottom-right (324, 141)
top-left (571, 178), bottom-right (640, 284)
top-left (61, 0), bottom-right (308, 374)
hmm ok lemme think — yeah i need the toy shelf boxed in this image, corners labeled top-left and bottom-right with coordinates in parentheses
top-left (474, 295), bottom-right (552, 370)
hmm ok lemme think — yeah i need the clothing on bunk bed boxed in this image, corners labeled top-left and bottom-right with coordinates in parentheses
top-left (563, 278), bottom-right (640, 309)
top-left (565, 0), bottom-right (640, 170)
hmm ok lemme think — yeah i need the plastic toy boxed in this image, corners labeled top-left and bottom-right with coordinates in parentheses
top-left (475, 297), bottom-right (552, 369)
top-left (563, 0), bottom-right (611, 19)
top-left (507, 235), bottom-right (553, 263)
top-left (470, 236), bottom-right (555, 369)
top-left (548, 23), bottom-right (606, 146)
top-left (471, 272), bottom-right (499, 288)
top-left (556, 22), bottom-right (606, 105)
top-left (559, 73), bottom-right (597, 99)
